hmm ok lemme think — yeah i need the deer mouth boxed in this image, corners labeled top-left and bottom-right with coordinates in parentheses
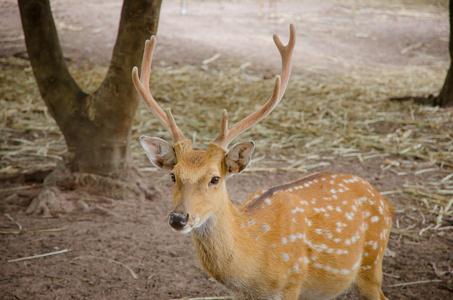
top-left (170, 216), bottom-right (201, 234)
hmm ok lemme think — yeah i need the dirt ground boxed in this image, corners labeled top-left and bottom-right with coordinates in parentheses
top-left (1, 0), bottom-right (452, 299)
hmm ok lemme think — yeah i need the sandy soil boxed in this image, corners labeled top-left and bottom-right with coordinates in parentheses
top-left (1, 0), bottom-right (452, 299)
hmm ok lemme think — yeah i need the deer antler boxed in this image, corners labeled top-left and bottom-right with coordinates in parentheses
top-left (214, 24), bottom-right (296, 149)
top-left (132, 36), bottom-right (187, 144)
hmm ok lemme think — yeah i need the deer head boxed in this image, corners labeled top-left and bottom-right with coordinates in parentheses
top-left (132, 25), bottom-right (295, 234)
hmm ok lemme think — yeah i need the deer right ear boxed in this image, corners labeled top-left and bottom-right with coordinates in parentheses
top-left (140, 136), bottom-right (177, 170)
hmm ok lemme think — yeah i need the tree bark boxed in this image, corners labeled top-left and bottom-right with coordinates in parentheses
top-left (437, 0), bottom-right (453, 108)
top-left (18, 0), bottom-right (163, 175)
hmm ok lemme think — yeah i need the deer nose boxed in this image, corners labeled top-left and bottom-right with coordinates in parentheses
top-left (169, 213), bottom-right (189, 230)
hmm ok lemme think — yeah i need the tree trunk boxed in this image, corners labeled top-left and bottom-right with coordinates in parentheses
top-left (437, 0), bottom-right (453, 108)
top-left (18, 0), bottom-right (163, 175)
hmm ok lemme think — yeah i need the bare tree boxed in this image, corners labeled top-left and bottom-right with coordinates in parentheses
top-left (18, 0), bottom-right (163, 214)
top-left (436, 0), bottom-right (453, 107)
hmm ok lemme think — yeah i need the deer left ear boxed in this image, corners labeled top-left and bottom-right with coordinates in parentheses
top-left (225, 141), bottom-right (255, 178)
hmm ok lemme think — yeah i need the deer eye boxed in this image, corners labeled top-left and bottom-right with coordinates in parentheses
top-left (210, 176), bottom-right (221, 185)
top-left (169, 173), bottom-right (176, 182)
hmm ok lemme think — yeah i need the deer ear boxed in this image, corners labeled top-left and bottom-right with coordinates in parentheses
top-left (225, 141), bottom-right (255, 178)
top-left (140, 136), bottom-right (177, 170)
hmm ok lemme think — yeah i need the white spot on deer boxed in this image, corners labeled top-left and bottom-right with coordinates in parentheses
top-left (352, 258), bottom-right (361, 270)
top-left (345, 239), bottom-right (351, 245)
top-left (299, 257), bottom-right (310, 264)
top-left (374, 254), bottom-right (380, 265)
top-left (269, 244), bottom-right (276, 248)
top-left (360, 223), bottom-right (369, 232)
top-left (327, 205), bottom-right (333, 211)
top-left (300, 200), bottom-right (308, 205)
top-left (247, 219), bottom-right (256, 226)
top-left (293, 263), bottom-right (300, 273)
top-left (253, 194), bottom-right (260, 199)
top-left (262, 224), bottom-right (271, 233)
top-left (265, 198), bottom-right (272, 206)
top-left (314, 207), bottom-right (326, 213)
top-left (330, 180), bottom-right (335, 184)
top-left (379, 205), bottom-right (384, 215)
top-left (362, 265), bottom-right (372, 270)
top-left (282, 253), bottom-right (289, 261)
top-left (282, 238), bottom-right (288, 244)
top-left (366, 240), bottom-right (378, 250)
top-left (334, 238), bottom-right (341, 243)
top-left (292, 207), bottom-right (304, 214)
top-left (289, 234), bottom-right (296, 242)
top-left (261, 189), bottom-right (268, 194)
top-left (336, 249), bottom-right (348, 255)
top-left (305, 218), bottom-right (312, 226)
top-left (335, 206), bottom-right (342, 213)
top-left (330, 188), bottom-right (336, 194)
top-left (313, 263), bottom-right (323, 269)
top-left (371, 216), bottom-right (380, 223)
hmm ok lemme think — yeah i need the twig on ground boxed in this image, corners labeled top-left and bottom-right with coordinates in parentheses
top-left (72, 255), bottom-right (138, 279)
top-left (174, 297), bottom-right (233, 300)
top-left (7, 291), bottom-right (24, 300)
top-left (4, 213), bottom-right (22, 231)
top-left (8, 249), bottom-right (71, 263)
top-left (387, 279), bottom-right (443, 287)
top-left (0, 227), bottom-right (66, 235)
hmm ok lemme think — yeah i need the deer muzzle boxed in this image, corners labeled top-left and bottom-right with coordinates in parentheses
top-left (169, 212), bottom-right (189, 231)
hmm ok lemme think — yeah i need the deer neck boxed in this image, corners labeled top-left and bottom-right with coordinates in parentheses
top-left (190, 189), bottom-right (251, 284)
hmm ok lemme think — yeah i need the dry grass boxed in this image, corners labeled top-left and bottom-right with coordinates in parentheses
top-left (1, 55), bottom-right (452, 229)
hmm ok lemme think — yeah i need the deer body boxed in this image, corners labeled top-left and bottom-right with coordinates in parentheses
top-left (133, 25), bottom-right (392, 299)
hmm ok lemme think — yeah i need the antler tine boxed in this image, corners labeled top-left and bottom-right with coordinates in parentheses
top-left (132, 36), bottom-right (187, 144)
top-left (215, 24), bottom-right (295, 149)
top-left (214, 109), bottom-right (229, 145)
top-left (273, 23), bottom-right (296, 98)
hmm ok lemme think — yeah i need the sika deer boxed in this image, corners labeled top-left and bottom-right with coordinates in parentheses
top-left (132, 24), bottom-right (392, 300)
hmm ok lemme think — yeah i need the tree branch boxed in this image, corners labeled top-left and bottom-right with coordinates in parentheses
top-left (18, 0), bottom-right (86, 122)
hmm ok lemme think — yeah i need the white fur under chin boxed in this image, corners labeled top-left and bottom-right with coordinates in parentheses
top-left (172, 226), bottom-right (193, 234)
